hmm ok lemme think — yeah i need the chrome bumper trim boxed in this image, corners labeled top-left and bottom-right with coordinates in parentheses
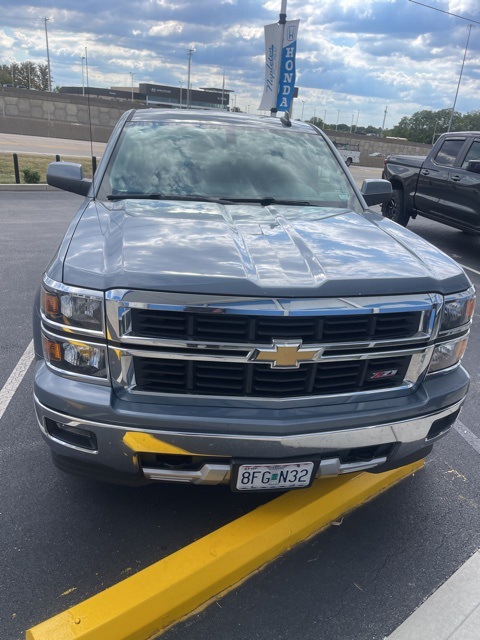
top-left (34, 396), bottom-right (464, 459)
top-left (141, 456), bottom-right (389, 485)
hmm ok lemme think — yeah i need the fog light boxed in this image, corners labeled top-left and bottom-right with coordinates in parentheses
top-left (45, 418), bottom-right (97, 450)
top-left (428, 336), bottom-right (469, 374)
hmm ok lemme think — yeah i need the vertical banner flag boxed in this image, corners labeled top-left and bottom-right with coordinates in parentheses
top-left (276, 19), bottom-right (299, 111)
top-left (259, 23), bottom-right (282, 111)
top-left (259, 19), bottom-right (299, 112)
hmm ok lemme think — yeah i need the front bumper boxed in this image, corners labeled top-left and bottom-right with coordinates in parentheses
top-left (34, 360), bottom-right (469, 486)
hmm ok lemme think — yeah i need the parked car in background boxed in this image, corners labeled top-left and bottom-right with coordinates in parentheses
top-left (33, 110), bottom-right (474, 491)
top-left (382, 131), bottom-right (480, 234)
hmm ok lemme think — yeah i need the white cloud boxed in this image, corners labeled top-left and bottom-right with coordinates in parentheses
top-left (0, 0), bottom-right (479, 127)
top-left (149, 21), bottom-right (184, 37)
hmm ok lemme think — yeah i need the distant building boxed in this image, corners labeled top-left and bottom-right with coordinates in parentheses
top-left (58, 82), bottom-right (231, 110)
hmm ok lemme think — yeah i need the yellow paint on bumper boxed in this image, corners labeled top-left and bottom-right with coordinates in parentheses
top-left (26, 460), bottom-right (423, 640)
top-left (122, 432), bottom-right (194, 456)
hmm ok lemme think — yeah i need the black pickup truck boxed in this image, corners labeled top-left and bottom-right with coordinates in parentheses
top-left (382, 131), bottom-right (480, 234)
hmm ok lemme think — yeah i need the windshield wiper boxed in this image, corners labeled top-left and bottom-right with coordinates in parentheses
top-left (106, 194), bottom-right (232, 203)
top-left (219, 197), bottom-right (314, 206)
top-left (106, 194), bottom-right (314, 206)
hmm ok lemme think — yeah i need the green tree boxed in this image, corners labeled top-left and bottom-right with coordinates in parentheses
top-left (15, 61), bottom-right (40, 89)
top-left (0, 61), bottom-right (50, 89)
top-left (460, 110), bottom-right (480, 131)
top-left (0, 63), bottom-right (13, 85)
top-left (37, 63), bottom-right (51, 91)
top-left (307, 117), bottom-right (325, 129)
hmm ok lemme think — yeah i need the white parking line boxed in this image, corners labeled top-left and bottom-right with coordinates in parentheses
top-left (0, 340), bottom-right (34, 421)
top-left (460, 263), bottom-right (480, 277)
top-left (454, 420), bottom-right (480, 456)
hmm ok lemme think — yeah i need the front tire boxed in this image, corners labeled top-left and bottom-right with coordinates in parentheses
top-left (381, 187), bottom-right (410, 227)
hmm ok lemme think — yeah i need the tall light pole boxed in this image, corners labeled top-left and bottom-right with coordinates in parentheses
top-left (178, 80), bottom-right (183, 107)
top-left (301, 100), bottom-right (305, 120)
top-left (128, 72), bottom-right (135, 101)
top-left (381, 106), bottom-right (388, 136)
top-left (44, 17), bottom-right (52, 91)
top-left (447, 24), bottom-right (473, 132)
top-left (336, 109), bottom-right (340, 130)
top-left (408, 2), bottom-right (480, 131)
top-left (81, 55), bottom-right (85, 96)
top-left (323, 109), bottom-right (327, 128)
top-left (187, 47), bottom-right (194, 108)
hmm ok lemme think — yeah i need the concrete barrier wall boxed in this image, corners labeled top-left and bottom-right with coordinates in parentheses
top-left (0, 88), bottom-right (143, 143)
top-left (324, 130), bottom-right (431, 168)
top-left (0, 88), bottom-right (431, 163)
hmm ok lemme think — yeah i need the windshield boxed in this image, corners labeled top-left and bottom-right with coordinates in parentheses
top-left (97, 120), bottom-right (363, 211)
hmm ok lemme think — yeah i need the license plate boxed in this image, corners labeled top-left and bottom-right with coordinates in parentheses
top-left (233, 461), bottom-right (315, 491)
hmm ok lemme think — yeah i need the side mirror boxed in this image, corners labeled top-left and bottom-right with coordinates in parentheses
top-left (361, 179), bottom-right (392, 206)
top-left (465, 160), bottom-right (480, 174)
top-left (47, 162), bottom-right (92, 196)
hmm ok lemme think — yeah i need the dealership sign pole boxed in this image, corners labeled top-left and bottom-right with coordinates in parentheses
top-left (259, 0), bottom-right (299, 116)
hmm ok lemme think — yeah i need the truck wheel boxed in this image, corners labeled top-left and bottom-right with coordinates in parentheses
top-left (345, 157), bottom-right (352, 166)
top-left (381, 188), bottom-right (409, 226)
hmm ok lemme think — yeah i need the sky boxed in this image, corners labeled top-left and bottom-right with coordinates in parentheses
top-left (1, 0), bottom-right (479, 129)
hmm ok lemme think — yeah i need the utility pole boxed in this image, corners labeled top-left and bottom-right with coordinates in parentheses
top-left (44, 17), bottom-right (52, 91)
top-left (81, 53), bottom-right (85, 96)
top-left (381, 106), bottom-right (388, 136)
top-left (447, 24), bottom-right (473, 132)
top-left (221, 70), bottom-right (225, 109)
top-left (179, 81), bottom-right (183, 107)
top-left (408, 3), bottom-right (480, 133)
top-left (187, 48), bottom-right (194, 108)
top-left (129, 72), bottom-right (135, 101)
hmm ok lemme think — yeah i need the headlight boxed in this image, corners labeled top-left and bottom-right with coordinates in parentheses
top-left (41, 277), bottom-right (104, 336)
top-left (43, 333), bottom-right (108, 380)
top-left (440, 288), bottom-right (475, 333)
top-left (428, 288), bottom-right (475, 374)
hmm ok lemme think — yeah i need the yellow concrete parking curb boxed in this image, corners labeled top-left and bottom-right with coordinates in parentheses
top-left (26, 460), bottom-right (423, 640)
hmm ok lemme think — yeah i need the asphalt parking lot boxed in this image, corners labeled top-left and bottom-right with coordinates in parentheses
top-left (0, 176), bottom-right (479, 639)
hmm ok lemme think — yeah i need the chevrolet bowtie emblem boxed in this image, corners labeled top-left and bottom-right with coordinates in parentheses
top-left (250, 340), bottom-right (324, 369)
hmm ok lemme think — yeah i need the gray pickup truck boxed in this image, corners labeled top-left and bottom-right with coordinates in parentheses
top-left (382, 131), bottom-right (480, 234)
top-left (33, 110), bottom-right (475, 491)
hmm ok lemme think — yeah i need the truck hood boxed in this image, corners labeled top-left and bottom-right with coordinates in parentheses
top-left (61, 199), bottom-right (468, 296)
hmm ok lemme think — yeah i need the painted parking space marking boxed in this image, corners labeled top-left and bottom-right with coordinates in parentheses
top-left (27, 460), bottom-right (423, 640)
top-left (0, 340), bottom-right (34, 421)
top-left (454, 419), bottom-right (480, 456)
top-left (459, 263), bottom-right (480, 277)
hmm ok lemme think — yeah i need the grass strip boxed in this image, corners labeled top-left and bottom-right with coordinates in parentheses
top-left (0, 152), bottom-right (95, 184)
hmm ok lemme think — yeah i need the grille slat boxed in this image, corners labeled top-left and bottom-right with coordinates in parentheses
top-left (133, 357), bottom-right (411, 398)
top-left (131, 309), bottom-right (422, 344)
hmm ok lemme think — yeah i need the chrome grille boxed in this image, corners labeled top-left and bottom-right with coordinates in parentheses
top-left (105, 290), bottom-right (442, 400)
